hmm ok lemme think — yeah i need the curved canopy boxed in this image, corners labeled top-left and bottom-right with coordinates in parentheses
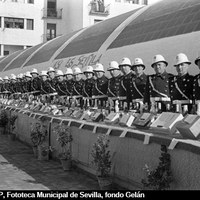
top-left (0, 0), bottom-right (200, 77)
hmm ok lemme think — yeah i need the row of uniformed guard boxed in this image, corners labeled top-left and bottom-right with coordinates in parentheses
top-left (0, 53), bottom-right (200, 113)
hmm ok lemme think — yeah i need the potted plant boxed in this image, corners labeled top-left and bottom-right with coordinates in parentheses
top-left (0, 109), bottom-right (9, 135)
top-left (53, 124), bottom-right (73, 171)
top-left (91, 134), bottom-right (112, 190)
top-left (141, 145), bottom-right (173, 190)
top-left (30, 121), bottom-right (48, 160)
top-left (8, 114), bottom-right (18, 140)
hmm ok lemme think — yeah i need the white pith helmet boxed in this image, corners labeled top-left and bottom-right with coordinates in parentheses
top-left (94, 63), bottom-right (105, 73)
top-left (83, 66), bottom-right (94, 74)
top-left (119, 57), bottom-right (132, 67)
top-left (132, 58), bottom-right (145, 69)
top-left (73, 67), bottom-right (82, 75)
top-left (151, 54), bottom-right (168, 67)
top-left (174, 53), bottom-right (191, 66)
top-left (107, 61), bottom-right (119, 71)
top-left (65, 68), bottom-right (73, 75)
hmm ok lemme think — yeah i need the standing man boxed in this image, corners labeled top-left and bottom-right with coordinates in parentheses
top-left (55, 70), bottom-right (68, 96)
top-left (83, 66), bottom-right (95, 107)
top-left (47, 67), bottom-right (57, 95)
top-left (107, 61), bottom-right (126, 110)
top-left (72, 67), bottom-right (84, 107)
top-left (193, 56), bottom-right (200, 114)
top-left (129, 58), bottom-right (147, 110)
top-left (169, 53), bottom-right (193, 114)
top-left (144, 55), bottom-right (173, 112)
top-left (64, 68), bottom-right (74, 97)
top-left (30, 68), bottom-right (41, 96)
top-left (92, 63), bottom-right (108, 107)
top-left (119, 57), bottom-right (134, 109)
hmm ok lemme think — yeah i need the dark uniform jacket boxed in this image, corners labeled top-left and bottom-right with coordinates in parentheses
top-left (55, 81), bottom-right (68, 96)
top-left (15, 80), bottom-right (24, 93)
top-left (31, 77), bottom-right (41, 93)
top-left (83, 78), bottom-right (95, 97)
top-left (107, 74), bottom-right (126, 98)
top-left (92, 75), bottom-right (108, 96)
top-left (192, 73), bottom-right (200, 100)
top-left (144, 71), bottom-right (173, 104)
top-left (10, 82), bottom-right (17, 93)
top-left (2, 82), bottom-right (10, 92)
top-left (48, 78), bottom-right (57, 93)
top-left (169, 73), bottom-right (193, 101)
top-left (65, 79), bottom-right (74, 96)
top-left (72, 79), bottom-right (84, 96)
top-left (128, 73), bottom-right (147, 101)
top-left (40, 80), bottom-right (51, 94)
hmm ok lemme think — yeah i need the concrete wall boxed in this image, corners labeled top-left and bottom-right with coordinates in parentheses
top-left (0, 0), bottom-right (44, 46)
top-left (10, 110), bottom-right (200, 190)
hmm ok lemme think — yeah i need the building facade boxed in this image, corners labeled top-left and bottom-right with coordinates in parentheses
top-left (0, 0), bottom-right (154, 57)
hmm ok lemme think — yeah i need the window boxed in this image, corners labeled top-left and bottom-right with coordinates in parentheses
top-left (4, 51), bottom-right (9, 56)
top-left (94, 19), bottom-right (103, 24)
top-left (4, 17), bottom-right (24, 29)
top-left (47, 23), bottom-right (56, 41)
top-left (27, 0), bottom-right (34, 3)
top-left (27, 19), bottom-right (34, 30)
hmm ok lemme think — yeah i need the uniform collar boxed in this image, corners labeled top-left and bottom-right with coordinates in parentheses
top-left (156, 71), bottom-right (168, 79)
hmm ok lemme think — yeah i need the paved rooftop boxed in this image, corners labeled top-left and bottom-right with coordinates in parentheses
top-left (0, 133), bottom-right (100, 190)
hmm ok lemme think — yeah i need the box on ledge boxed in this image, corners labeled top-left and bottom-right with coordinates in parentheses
top-left (150, 112), bottom-right (183, 134)
top-left (175, 114), bottom-right (200, 140)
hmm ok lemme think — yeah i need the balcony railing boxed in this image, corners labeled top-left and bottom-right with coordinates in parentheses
top-left (41, 34), bottom-right (62, 43)
top-left (89, 1), bottom-right (110, 16)
top-left (42, 8), bottom-right (62, 19)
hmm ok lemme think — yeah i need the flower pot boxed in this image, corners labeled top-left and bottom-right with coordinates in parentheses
top-left (8, 133), bottom-right (16, 141)
top-left (37, 145), bottom-right (49, 161)
top-left (0, 126), bottom-right (6, 135)
top-left (32, 146), bottom-right (38, 158)
top-left (97, 176), bottom-right (112, 190)
top-left (60, 159), bottom-right (72, 171)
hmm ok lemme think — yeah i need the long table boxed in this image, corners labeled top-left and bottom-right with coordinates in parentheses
top-left (4, 106), bottom-right (200, 190)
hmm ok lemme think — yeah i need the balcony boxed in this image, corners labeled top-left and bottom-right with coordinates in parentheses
top-left (89, 1), bottom-right (110, 16)
top-left (42, 8), bottom-right (62, 19)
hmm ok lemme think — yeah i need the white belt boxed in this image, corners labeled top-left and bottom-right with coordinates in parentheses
top-left (72, 95), bottom-right (82, 99)
top-left (173, 100), bottom-right (192, 104)
top-left (132, 98), bottom-right (143, 103)
top-left (49, 92), bottom-right (58, 96)
top-left (109, 96), bottom-right (127, 100)
top-left (92, 95), bottom-right (107, 99)
top-left (150, 97), bottom-right (171, 102)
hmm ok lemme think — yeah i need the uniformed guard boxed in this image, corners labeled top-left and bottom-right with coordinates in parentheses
top-left (23, 71), bottom-right (32, 94)
top-left (92, 63), bottom-right (108, 107)
top-left (55, 70), bottom-right (68, 96)
top-left (119, 57), bottom-right (134, 109)
top-left (129, 58), bottom-right (147, 111)
top-left (2, 76), bottom-right (11, 98)
top-left (107, 61), bottom-right (126, 111)
top-left (9, 74), bottom-right (17, 96)
top-left (16, 73), bottom-right (24, 94)
top-left (144, 55), bottom-right (172, 112)
top-left (40, 71), bottom-right (50, 95)
top-left (169, 53), bottom-right (194, 114)
top-left (82, 66), bottom-right (95, 108)
top-left (47, 67), bottom-right (57, 95)
top-left (30, 68), bottom-right (41, 96)
top-left (72, 67), bottom-right (84, 107)
top-left (193, 56), bottom-right (200, 114)
top-left (0, 77), bottom-right (3, 95)
top-left (64, 68), bottom-right (74, 96)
